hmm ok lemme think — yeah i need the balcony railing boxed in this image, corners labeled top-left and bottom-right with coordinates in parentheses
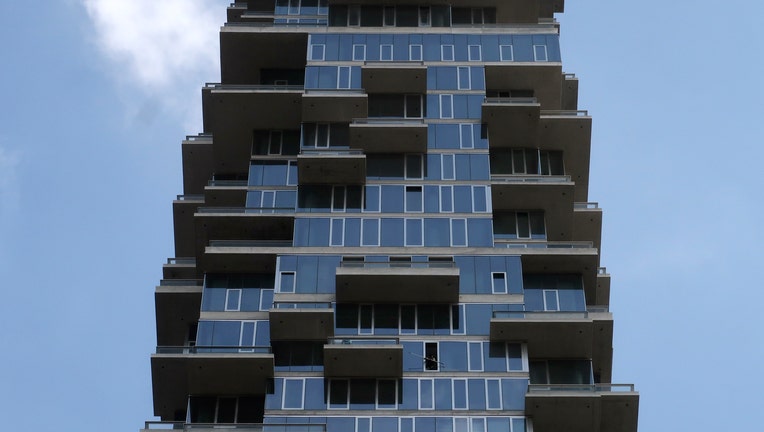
top-left (175, 194), bottom-right (204, 201)
top-left (166, 257), bottom-right (196, 265)
top-left (528, 383), bottom-right (636, 393)
top-left (574, 202), bottom-right (599, 209)
top-left (598, 267), bottom-right (608, 275)
top-left (491, 174), bottom-right (571, 183)
top-left (351, 118), bottom-right (425, 125)
top-left (207, 240), bottom-right (293, 248)
top-left (540, 110), bottom-right (589, 117)
top-left (484, 96), bottom-right (538, 104)
top-left (339, 260), bottom-right (456, 269)
top-left (493, 311), bottom-right (589, 320)
top-left (494, 240), bottom-right (593, 249)
top-left (185, 133), bottom-right (212, 141)
top-left (299, 149), bottom-right (364, 156)
top-left (207, 179), bottom-right (248, 187)
top-left (156, 346), bottom-right (272, 354)
top-left (303, 89), bottom-right (366, 95)
top-left (196, 207), bottom-right (295, 214)
top-left (205, 83), bottom-right (304, 91)
top-left (273, 301), bottom-right (332, 309)
top-left (327, 337), bottom-right (399, 346)
top-left (143, 422), bottom-right (325, 431)
top-left (158, 279), bottom-right (203, 287)
top-left (363, 60), bottom-right (425, 67)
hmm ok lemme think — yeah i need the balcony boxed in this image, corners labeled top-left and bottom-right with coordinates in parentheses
top-left (195, 207), bottom-right (295, 250)
top-left (491, 175), bottom-right (575, 239)
top-left (269, 301), bottom-right (335, 341)
top-left (335, 260), bottom-right (459, 303)
top-left (519, 247), bottom-right (600, 303)
top-left (490, 310), bottom-right (613, 381)
top-left (482, 97), bottom-right (540, 147)
top-left (173, 196), bottom-right (204, 258)
top-left (143, 422), bottom-right (326, 432)
top-left (151, 346), bottom-right (274, 420)
top-left (297, 149), bottom-right (366, 184)
top-left (182, 134), bottom-right (214, 195)
top-left (573, 202), bottom-right (602, 250)
top-left (155, 279), bottom-right (202, 346)
top-left (324, 337), bottom-right (403, 378)
top-left (361, 61), bottom-right (427, 94)
top-left (163, 257), bottom-right (197, 280)
top-left (326, 0), bottom-right (542, 24)
top-left (201, 240), bottom-right (294, 274)
top-left (202, 84), bottom-right (303, 173)
top-left (302, 90), bottom-right (368, 122)
top-left (596, 269), bottom-right (611, 307)
top-left (483, 64), bottom-right (563, 109)
top-left (538, 110), bottom-right (591, 202)
top-left (561, 73), bottom-right (579, 110)
top-left (220, 29), bottom-right (308, 85)
top-left (349, 118), bottom-right (427, 153)
top-left (204, 181), bottom-right (248, 207)
top-left (526, 384), bottom-right (639, 432)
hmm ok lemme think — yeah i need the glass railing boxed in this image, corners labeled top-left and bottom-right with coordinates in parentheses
top-left (490, 174), bottom-right (571, 183)
top-left (299, 149), bottom-right (365, 156)
top-left (207, 240), bottom-right (293, 248)
top-left (166, 257), bottom-right (196, 265)
top-left (351, 118), bottom-right (425, 125)
top-left (574, 202), bottom-right (599, 209)
top-left (207, 179), bottom-right (248, 187)
top-left (144, 422), bottom-right (326, 431)
top-left (493, 311), bottom-right (589, 320)
top-left (494, 240), bottom-right (594, 249)
top-left (196, 207), bottom-right (295, 214)
top-left (175, 194), bottom-right (204, 201)
top-left (303, 89), bottom-right (366, 95)
top-left (483, 96), bottom-right (538, 105)
top-left (158, 279), bottom-right (203, 287)
top-left (156, 346), bottom-right (272, 354)
top-left (327, 337), bottom-right (399, 346)
top-left (339, 260), bottom-right (456, 269)
top-left (273, 301), bottom-right (333, 309)
top-left (362, 60), bottom-right (425, 67)
top-left (205, 83), bottom-right (304, 91)
top-left (528, 383), bottom-right (636, 393)
top-left (541, 110), bottom-right (589, 117)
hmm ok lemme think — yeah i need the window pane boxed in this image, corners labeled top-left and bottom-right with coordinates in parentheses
top-left (283, 379), bottom-right (304, 408)
top-left (406, 219), bottom-right (423, 246)
top-left (406, 95), bottom-right (423, 118)
top-left (279, 272), bottom-right (295, 293)
top-left (453, 380), bottom-right (467, 409)
top-left (329, 380), bottom-right (349, 407)
top-left (406, 154), bottom-right (423, 178)
top-left (401, 305), bottom-right (416, 333)
top-left (517, 212), bottom-right (530, 238)
top-left (378, 380), bottom-right (397, 406)
top-left (406, 186), bottom-right (423, 212)
top-left (419, 380), bottom-right (434, 408)
top-left (487, 380), bottom-right (501, 409)
top-left (226, 289), bottom-right (241, 311)
top-left (359, 304), bottom-right (373, 331)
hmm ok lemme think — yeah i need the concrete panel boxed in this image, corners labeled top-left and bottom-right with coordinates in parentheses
top-left (483, 99), bottom-right (540, 147)
top-left (336, 265), bottom-right (460, 303)
top-left (270, 309), bottom-right (335, 340)
top-left (324, 341), bottom-right (403, 378)
top-left (362, 63), bottom-right (427, 94)
top-left (349, 120), bottom-right (427, 153)
top-left (297, 153), bottom-right (366, 184)
top-left (302, 92), bottom-right (368, 122)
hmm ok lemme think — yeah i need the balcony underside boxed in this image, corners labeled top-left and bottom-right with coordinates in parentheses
top-left (483, 102), bottom-right (540, 147)
top-left (194, 213), bottom-right (295, 258)
top-left (220, 31), bottom-right (308, 85)
top-left (491, 180), bottom-right (576, 239)
top-left (326, 0), bottom-right (542, 23)
top-left (302, 93), bottom-right (368, 122)
top-left (155, 285), bottom-right (202, 346)
top-left (349, 121), bottom-right (428, 153)
top-left (324, 344), bottom-right (403, 378)
top-left (297, 154), bottom-right (367, 184)
top-left (527, 389), bottom-right (638, 432)
top-left (538, 115), bottom-right (592, 202)
top-left (484, 63), bottom-right (563, 109)
top-left (361, 64), bottom-right (427, 94)
top-left (335, 267), bottom-right (460, 303)
top-left (270, 309), bottom-right (335, 341)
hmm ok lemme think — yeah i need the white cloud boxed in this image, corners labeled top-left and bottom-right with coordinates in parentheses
top-left (81, 0), bottom-right (223, 129)
top-left (0, 145), bottom-right (21, 215)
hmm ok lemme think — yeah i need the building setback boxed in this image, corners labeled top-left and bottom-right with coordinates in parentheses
top-left (146, 1), bottom-right (639, 431)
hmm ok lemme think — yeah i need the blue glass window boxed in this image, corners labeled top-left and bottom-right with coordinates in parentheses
top-left (405, 219), bottom-right (424, 246)
top-left (419, 380), bottom-right (434, 409)
top-left (453, 379), bottom-right (468, 409)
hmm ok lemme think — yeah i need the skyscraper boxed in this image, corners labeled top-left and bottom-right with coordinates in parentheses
top-left (146, 1), bottom-right (639, 431)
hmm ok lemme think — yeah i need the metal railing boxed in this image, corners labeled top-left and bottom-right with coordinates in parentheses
top-left (143, 422), bottom-right (325, 431)
top-left (156, 346), bottom-right (272, 354)
top-left (491, 174), bottom-right (571, 183)
top-left (574, 202), bottom-right (599, 209)
top-left (339, 260), bottom-right (456, 269)
top-left (494, 240), bottom-right (594, 249)
top-left (484, 96), bottom-right (538, 105)
top-left (196, 207), bottom-right (295, 214)
top-left (363, 60), bottom-right (425, 66)
top-left (528, 383), bottom-right (636, 393)
top-left (493, 310), bottom-right (589, 320)
top-left (598, 267), bottom-right (608, 275)
top-left (158, 279), bottom-right (203, 287)
top-left (299, 149), bottom-right (365, 156)
top-left (207, 179), bottom-right (248, 187)
top-left (541, 110), bottom-right (589, 117)
top-left (273, 301), bottom-right (333, 310)
top-left (208, 239), bottom-right (293, 248)
top-left (303, 88), bottom-right (366, 95)
top-left (327, 337), bottom-right (399, 346)
top-left (175, 194), bottom-right (204, 201)
top-left (352, 118), bottom-right (425, 125)
top-left (205, 83), bottom-right (304, 91)
top-left (166, 257), bottom-right (196, 265)
top-left (184, 133), bottom-right (212, 142)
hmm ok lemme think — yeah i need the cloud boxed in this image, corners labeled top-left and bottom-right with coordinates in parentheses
top-left (81, 0), bottom-right (223, 128)
top-left (0, 145), bottom-right (21, 215)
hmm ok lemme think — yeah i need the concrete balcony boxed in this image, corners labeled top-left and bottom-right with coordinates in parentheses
top-left (162, 257), bottom-right (197, 280)
top-left (335, 260), bottom-right (459, 303)
top-left (349, 118), bottom-right (428, 153)
top-left (526, 384), bottom-right (639, 432)
top-left (573, 202), bottom-right (602, 251)
top-left (297, 150), bottom-right (366, 184)
top-left (173, 195), bottom-right (204, 258)
top-left (143, 422), bottom-right (325, 432)
top-left (201, 240), bottom-right (293, 274)
top-left (270, 301), bottom-right (335, 341)
top-left (182, 134), bottom-right (214, 195)
top-left (151, 346), bottom-right (274, 420)
top-left (489, 310), bottom-right (613, 382)
top-left (302, 90), bottom-right (368, 122)
top-left (484, 63), bottom-right (563, 109)
top-left (491, 175), bottom-right (575, 239)
top-left (204, 182), bottom-right (248, 207)
top-left (482, 97), bottom-right (540, 147)
top-left (362, 61), bottom-right (427, 94)
top-left (193, 207), bottom-right (295, 259)
top-left (326, 0), bottom-right (542, 23)
top-left (220, 29), bottom-right (308, 85)
top-left (561, 73), bottom-right (579, 110)
top-left (538, 110), bottom-right (591, 202)
top-left (596, 269), bottom-right (611, 307)
top-left (518, 246), bottom-right (600, 303)
top-left (155, 279), bottom-right (202, 346)
top-left (324, 337), bottom-right (403, 378)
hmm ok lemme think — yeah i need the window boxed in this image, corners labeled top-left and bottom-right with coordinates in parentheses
top-left (400, 305), bottom-right (416, 334)
top-left (468, 342), bottom-right (483, 371)
top-left (419, 379), bottom-right (434, 409)
top-left (439, 94), bottom-right (454, 119)
top-left (486, 379), bottom-right (502, 410)
top-left (352, 44), bottom-right (366, 61)
top-left (457, 67), bottom-right (471, 90)
top-left (543, 289), bottom-right (560, 311)
top-left (472, 186), bottom-right (488, 212)
top-left (383, 6), bottom-right (395, 26)
top-left (405, 186), bottom-right (423, 212)
top-left (492, 272), bottom-right (508, 294)
top-left (405, 154), bottom-right (424, 179)
top-left (451, 219), bottom-right (467, 247)
top-left (534, 45), bottom-right (548, 61)
top-left (500, 45), bottom-right (514, 61)
top-left (302, 123), bottom-right (350, 148)
top-left (453, 379), bottom-right (468, 410)
top-left (337, 66), bottom-right (351, 88)
top-left (440, 186), bottom-right (453, 212)
top-left (424, 342), bottom-right (439, 371)
top-left (405, 219), bottom-right (424, 246)
top-left (225, 289), bottom-right (242, 311)
top-left (459, 124), bottom-right (475, 149)
top-left (468, 45), bottom-right (482, 61)
top-left (419, 6), bottom-right (430, 26)
top-left (452, 7), bottom-right (496, 24)
top-left (493, 211), bottom-right (546, 239)
top-left (380, 44), bottom-right (393, 61)
top-left (189, 396), bottom-right (264, 424)
top-left (309, 44), bottom-right (325, 61)
top-left (348, 5), bottom-right (360, 25)
top-left (530, 360), bottom-right (592, 384)
top-left (282, 379), bottom-right (305, 409)
top-left (441, 154), bottom-right (455, 180)
top-left (368, 94), bottom-right (425, 118)
top-left (278, 271), bottom-right (296, 293)
top-left (330, 218), bottom-right (344, 246)
top-left (410, 44), bottom-right (423, 61)
top-left (441, 45), bottom-right (455, 61)
top-left (328, 379), bottom-right (350, 409)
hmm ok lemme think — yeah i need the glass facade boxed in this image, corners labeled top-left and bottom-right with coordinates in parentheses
top-left (147, 2), bottom-right (639, 432)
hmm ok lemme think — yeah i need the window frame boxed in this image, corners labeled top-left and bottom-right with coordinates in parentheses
top-left (500, 44), bottom-right (514, 61)
top-left (533, 44), bottom-right (548, 61)
top-left (329, 218), bottom-right (345, 246)
top-left (281, 378), bottom-right (306, 410)
top-left (352, 44), bottom-right (366, 61)
top-left (450, 218), bottom-right (467, 247)
top-left (439, 94), bottom-right (454, 119)
top-left (468, 44), bottom-right (482, 61)
top-left (277, 271), bottom-right (296, 293)
top-left (441, 44), bottom-right (455, 61)
top-left (224, 289), bottom-right (242, 311)
top-left (491, 272), bottom-right (508, 294)
top-left (309, 44), bottom-right (326, 61)
top-left (409, 44), bottom-right (423, 61)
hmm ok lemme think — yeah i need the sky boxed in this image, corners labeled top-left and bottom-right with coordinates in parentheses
top-left (0, 0), bottom-right (762, 431)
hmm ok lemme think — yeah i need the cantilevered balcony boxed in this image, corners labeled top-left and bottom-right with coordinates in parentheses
top-left (483, 64), bottom-right (563, 109)
top-left (362, 61), bottom-right (427, 94)
top-left (561, 73), bottom-right (579, 110)
top-left (182, 134), bottom-right (214, 195)
top-left (519, 248), bottom-right (600, 306)
top-left (201, 240), bottom-right (293, 274)
top-left (155, 278), bottom-right (202, 346)
top-left (194, 207), bottom-right (295, 260)
top-left (204, 180), bottom-right (248, 207)
top-left (335, 260), bottom-right (459, 303)
top-left (151, 346), bottom-right (274, 420)
top-left (162, 257), bottom-right (197, 280)
top-left (270, 301), bottom-right (335, 341)
top-left (482, 97), bottom-right (540, 147)
top-left (220, 29), bottom-right (308, 85)
top-left (538, 110), bottom-right (591, 202)
top-left (573, 202), bottom-right (602, 250)
top-left (490, 310), bottom-right (613, 382)
top-left (143, 422), bottom-right (325, 432)
top-left (349, 118), bottom-right (427, 153)
top-left (173, 195), bottom-right (204, 258)
top-left (491, 175), bottom-right (575, 238)
top-left (326, 0), bottom-right (543, 23)
top-left (302, 90), bottom-right (368, 122)
top-left (297, 149), bottom-right (366, 184)
top-left (526, 384), bottom-right (639, 432)
top-left (324, 337), bottom-right (403, 378)
top-left (596, 268), bottom-right (611, 307)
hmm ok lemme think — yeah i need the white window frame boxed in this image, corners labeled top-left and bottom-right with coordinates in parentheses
top-left (329, 218), bottom-right (345, 246)
top-left (281, 378), bottom-right (306, 410)
top-left (543, 289), bottom-right (560, 311)
top-left (468, 341), bottom-right (484, 371)
top-left (459, 124), bottom-right (474, 149)
top-left (404, 218), bottom-right (424, 247)
top-left (451, 303), bottom-right (466, 335)
top-left (375, 379), bottom-right (399, 410)
top-left (492, 272), bottom-right (508, 294)
top-left (277, 271), bottom-right (296, 293)
top-left (362, 185), bottom-right (381, 213)
top-left (238, 320), bottom-right (257, 351)
top-left (424, 341), bottom-right (440, 372)
top-left (486, 378), bottom-right (503, 410)
top-left (261, 190), bottom-right (276, 209)
top-left (327, 379), bottom-right (350, 410)
top-left (454, 417), bottom-right (470, 432)
top-left (224, 289), bottom-right (242, 311)
top-left (360, 218), bottom-right (381, 246)
top-left (500, 44), bottom-right (514, 61)
top-left (309, 44), bottom-right (326, 61)
top-left (268, 130), bottom-right (283, 155)
top-left (440, 94), bottom-right (454, 119)
top-left (409, 44), bottom-right (423, 61)
top-left (337, 66), bottom-right (352, 89)
top-left (331, 186), bottom-right (347, 212)
top-left (348, 5), bottom-right (361, 26)
top-left (404, 94), bottom-right (424, 119)
top-left (383, 6), bottom-right (396, 26)
top-left (441, 44), bottom-right (455, 61)
top-left (405, 186), bottom-right (424, 213)
top-left (399, 418), bottom-right (415, 432)
top-left (380, 44), bottom-right (394, 61)
top-left (355, 417), bottom-right (372, 432)
top-left (452, 378), bottom-right (469, 410)
top-left (468, 44), bottom-right (482, 61)
top-left (404, 154), bottom-right (424, 179)
top-left (259, 289), bottom-right (273, 311)
top-left (505, 342), bottom-right (530, 372)
top-left (450, 218), bottom-right (467, 247)
top-left (352, 44), bottom-right (366, 61)
top-left (471, 185), bottom-right (490, 213)
top-left (533, 44), bottom-right (548, 61)
top-left (418, 379), bottom-right (435, 410)
top-left (439, 185), bottom-right (454, 213)
top-left (441, 154), bottom-right (456, 180)
top-left (457, 67), bottom-right (471, 90)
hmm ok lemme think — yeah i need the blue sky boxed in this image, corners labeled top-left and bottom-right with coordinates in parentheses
top-left (0, 1), bottom-right (761, 430)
